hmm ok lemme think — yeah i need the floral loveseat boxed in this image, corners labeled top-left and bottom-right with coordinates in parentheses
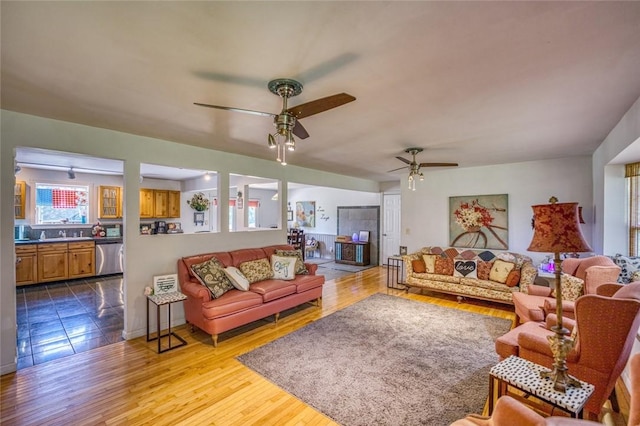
top-left (178, 244), bottom-right (324, 346)
top-left (402, 246), bottom-right (536, 304)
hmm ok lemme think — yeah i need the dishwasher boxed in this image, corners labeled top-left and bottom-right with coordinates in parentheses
top-left (95, 239), bottom-right (124, 276)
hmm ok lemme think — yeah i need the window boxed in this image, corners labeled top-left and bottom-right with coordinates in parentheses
top-left (627, 163), bottom-right (640, 256)
top-left (35, 183), bottom-right (89, 225)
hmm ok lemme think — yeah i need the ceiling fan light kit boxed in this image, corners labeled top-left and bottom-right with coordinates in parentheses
top-left (195, 78), bottom-right (355, 166)
top-left (390, 147), bottom-right (458, 191)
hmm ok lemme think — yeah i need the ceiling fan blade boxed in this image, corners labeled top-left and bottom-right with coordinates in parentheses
top-left (419, 162), bottom-right (459, 168)
top-left (387, 166), bottom-right (409, 173)
top-left (287, 93), bottom-right (356, 119)
top-left (194, 103), bottom-right (275, 118)
top-left (292, 121), bottom-right (310, 139)
top-left (395, 156), bottom-right (412, 165)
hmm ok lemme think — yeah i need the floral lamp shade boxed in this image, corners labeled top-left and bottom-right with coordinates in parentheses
top-left (528, 201), bottom-right (592, 253)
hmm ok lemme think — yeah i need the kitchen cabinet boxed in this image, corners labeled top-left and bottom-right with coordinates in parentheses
top-left (16, 245), bottom-right (38, 286)
top-left (68, 241), bottom-right (95, 279)
top-left (167, 190), bottom-right (181, 218)
top-left (334, 241), bottom-right (370, 266)
top-left (38, 243), bottom-right (68, 283)
top-left (140, 189), bottom-right (155, 218)
top-left (154, 190), bottom-right (168, 218)
top-left (98, 185), bottom-right (122, 219)
top-left (14, 181), bottom-right (26, 219)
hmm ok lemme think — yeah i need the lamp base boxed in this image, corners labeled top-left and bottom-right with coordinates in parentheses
top-left (540, 326), bottom-right (580, 392)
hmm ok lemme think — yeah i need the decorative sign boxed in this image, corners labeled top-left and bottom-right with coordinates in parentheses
top-left (153, 274), bottom-right (178, 295)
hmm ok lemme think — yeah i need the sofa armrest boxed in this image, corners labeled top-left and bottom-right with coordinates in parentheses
top-left (180, 279), bottom-right (211, 302)
top-left (545, 313), bottom-right (576, 332)
top-left (596, 283), bottom-right (624, 297)
top-left (526, 284), bottom-right (553, 297)
top-left (305, 263), bottom-right (318, 275)
top-left (518, 330), bottom-right (555, 358)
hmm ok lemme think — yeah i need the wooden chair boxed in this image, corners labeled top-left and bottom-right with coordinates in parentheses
top-left (287, 229), bottom-right (305, 259)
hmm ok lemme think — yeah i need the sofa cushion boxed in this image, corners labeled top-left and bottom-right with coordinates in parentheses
top-left (239, 258), bottom-right (274, 283)
top-left (223, 266), bottom-right (250, 291)
top-left (275, 249), bottom-right (308, 275)
top-left (434, 257), bottom-right (454, 275)
top-left (551, 273), bottom-right (584, 301)
top-left (612, 253), bottom-right (640, 284)
top-left (190, 257), bottom-right (235, 298)
top-left (412, 259), bottom-right (426, 273)
top-left (477, 260), bottom-right (493, 280)
top-left (505, 269), bottom-right (521, 287)
top-left (454, 259), bottom-right (477, 278)
top-left (249, 279), bottom-right (297, 302)
top-left (489, 259), bottom-right (516, 284)
top-left (291, 274), bottom-right (325, 293)
top-left (422, 254), bottom-right (438, 273)
top-left (201, 289), bottom-right (263, 320)
top-left (271, 255), bottom-right (297, 280)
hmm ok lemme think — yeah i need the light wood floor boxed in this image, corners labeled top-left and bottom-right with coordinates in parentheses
top-left (1, 266), bottom-right (630, 425)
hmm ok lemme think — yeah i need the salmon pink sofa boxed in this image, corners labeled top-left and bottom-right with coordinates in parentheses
top-left (178, 244), bottom-right (324, 346)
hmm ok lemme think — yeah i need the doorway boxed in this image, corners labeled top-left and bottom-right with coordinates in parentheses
top-left (381, 194), bottom-right (401, 264)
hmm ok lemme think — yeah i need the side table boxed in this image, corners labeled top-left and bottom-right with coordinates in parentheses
top-left (489, 356), bottom-right (594, 419)
top-left (146, 291), bottom-right (188, 353)
top-left (387, 256), bottom-right (407, 289)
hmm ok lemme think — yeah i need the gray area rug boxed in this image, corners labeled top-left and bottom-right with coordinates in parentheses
top-left (237, 293), bottom-right (511, 426)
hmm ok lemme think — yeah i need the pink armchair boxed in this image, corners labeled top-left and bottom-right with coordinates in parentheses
top-left (450, 353), bottom-right (640, 425)
top-left (496, 282), bottom-right (640, 418)
top-left (512, 256), bottom-right (620, 324)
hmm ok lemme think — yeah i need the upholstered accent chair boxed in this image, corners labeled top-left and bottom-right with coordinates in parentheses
top-left (495, 282), bottom-right (640, 418)
top-left (450, 353), bottom-right (640, 425)
top-left (512, 256), bottom-right (621, 324)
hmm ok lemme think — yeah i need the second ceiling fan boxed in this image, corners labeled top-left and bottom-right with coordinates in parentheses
top-left (390, 148), bottom-right (458, 190)
top-left (195, 78), bottom-right (355, 165)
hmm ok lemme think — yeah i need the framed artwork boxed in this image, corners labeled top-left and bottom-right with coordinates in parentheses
top-left (193, 211), bottom-right (205, 226)
top-left (287, 210), bottom-right (293, 221)
top-left (359, 230), bottom-right (370, 243)
top-left (449, 194), bottom-right (508, 249)
top-left (153, 274), bottom-right (178, 295)
top-left (295, 201), bottom-right (316, 227)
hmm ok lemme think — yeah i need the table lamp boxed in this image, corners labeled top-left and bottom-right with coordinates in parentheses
top-left (528, 197), bottom-right (592, 392)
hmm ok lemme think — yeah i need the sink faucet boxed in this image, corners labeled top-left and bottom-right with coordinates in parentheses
top-left (59, 230), bottom-right (66, 238)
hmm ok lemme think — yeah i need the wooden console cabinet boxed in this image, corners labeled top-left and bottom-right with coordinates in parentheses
top-left (334, 241), bottom-right (370, 266)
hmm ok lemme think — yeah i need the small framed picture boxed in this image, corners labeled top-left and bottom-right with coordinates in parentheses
top-left (358, 230), bottom-right (370, 243)
top-left (153, 274), bottom-right (178, 295)
top-left (287, 210), bottom-right (294, 221)
top-left (399, 246), bottom-right (408, 255)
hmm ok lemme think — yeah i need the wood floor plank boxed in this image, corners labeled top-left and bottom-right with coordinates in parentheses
top-left (0, 266), bottom-right (629, 425)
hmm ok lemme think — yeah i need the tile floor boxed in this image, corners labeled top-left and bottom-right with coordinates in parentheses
top-left (16, 275), bottom-right (124, 370)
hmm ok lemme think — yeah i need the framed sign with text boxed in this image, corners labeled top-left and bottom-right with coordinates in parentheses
top-left (153, 274), bottom-right (178, 295)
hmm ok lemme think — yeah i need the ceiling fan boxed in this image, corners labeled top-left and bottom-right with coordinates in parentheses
top-left (195, 78), bottom-right (355, 165)
top-left (389, 148), bottom-right (458, 190)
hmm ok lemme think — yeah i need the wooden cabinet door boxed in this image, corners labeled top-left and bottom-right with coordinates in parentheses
top-left (16, 245), bottom-right (38, 286)
top-left (167, 190), bottom-right (181, 218)
top-left (154, 190), bottom-right (168, 218)
top-left (14, 181), bottom-right (26, 219)
top-left (140, 189), bottom-right (154, 218)
top-left (37, 243), bottom-right (68, 283)
top-left (99, 186), bottom-right (121, 218)
top-left (68, 242), bottom-right (95, 279)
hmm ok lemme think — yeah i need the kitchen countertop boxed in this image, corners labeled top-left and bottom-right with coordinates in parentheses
top-left (14, 237), bottom-right (123, 245)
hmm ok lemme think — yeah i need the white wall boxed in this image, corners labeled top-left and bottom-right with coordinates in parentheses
top-left (0, 110), bottom-right (380, 374)
top-left (400, 156), bottom-right (593, 265)
top-left (288, 185), bottom-right (381, 235)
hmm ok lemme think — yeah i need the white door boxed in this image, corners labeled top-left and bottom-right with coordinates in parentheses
top-left (382, 194), bottom-right (401, 264)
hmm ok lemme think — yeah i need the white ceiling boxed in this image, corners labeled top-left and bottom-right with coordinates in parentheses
top-left (3, 2), bottom-right (640, 182)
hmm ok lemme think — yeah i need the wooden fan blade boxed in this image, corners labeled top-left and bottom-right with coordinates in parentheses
top-left (419, 162), bottom-right (459, 167)
top-left (387, 166), bottom-right (409, 173)
top-left (395, 156), bottom-right (412, 165)
top-left (287, 93), bottom-right (356, 119)
top-left (292, 121), bottom-right (310, 139)
top-left (194, 103), bottom-right (275, 118)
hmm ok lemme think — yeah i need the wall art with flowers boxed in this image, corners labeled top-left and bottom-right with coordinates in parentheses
top-left (449, 194), bottom-right (508, 250)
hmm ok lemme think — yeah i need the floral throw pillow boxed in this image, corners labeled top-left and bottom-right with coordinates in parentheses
top-left (434, 257), bottom-right (454, 275)
top-left (190, 257), bottom-right (235, 299)
top-left (551, 273), bottom-right (584, 301)
top-left (239, 258), bottom-right (274, 284)
top-left (477, 261), bottom-right (494, 280)
top-left (275, 249), bottom-right (308, 275)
